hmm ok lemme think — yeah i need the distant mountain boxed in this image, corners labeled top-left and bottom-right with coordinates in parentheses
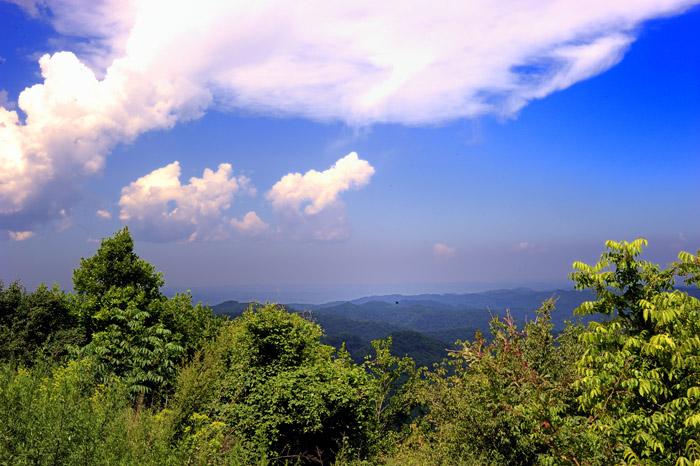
top-left (424, 327), bottom-right (483, 346)
top-left (341, 288), bottom-right (595, 313)
top-left (212, 300), bottom-right (403, 341)
top-left (294, 288), bottom-right (599, 330)
top-left (309, 301), bottom-right (494, 332)
top-left (211, 300), bottom-right (253, 318)
top-left (211, 287), bottom-right (700, 368)
top-left (354, 330), bottom-right (454, 369)
top-left (309, 312), bottom-right (402, 341)
top-left (322, 332), bottom-right (369, 357)
top-left (339, 287), bottom-right (700, 312)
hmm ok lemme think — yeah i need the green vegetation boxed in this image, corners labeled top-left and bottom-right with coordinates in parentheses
top-left (572, 239), bottom-right (700, 465)
top-left (1, 231), bottom-right (699, 465)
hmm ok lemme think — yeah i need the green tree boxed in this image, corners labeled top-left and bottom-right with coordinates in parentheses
top-left (77, 287), bottom-right (185, 399)
top-left (572, 239), bottom-right (700, 465)
top-left (72, 226), bottom-right (163, 336)
top-left (70, 227), bottom-right (217, 401)
top-left (174, 303), bottom-right (372, 464)
top-left (389, 301), bottom-right (591, 466)
top-left (161, 291), bottom-right (223, 359)
top-left (362, 337), bottom-right (420, 457)
top-left (0, 281), bottom-right (82, 366)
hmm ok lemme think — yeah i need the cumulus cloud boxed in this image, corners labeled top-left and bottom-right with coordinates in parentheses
top-left (1, 0), bottom-right (697, 233)
top-left (267, 152), bottom-right (374, 214)
top-left (515, 241), bottom-right (536, 250)
top-left (118, 161), bottom-right (253, 242)
top-left (96, 209), bottom-right (111, 220)
top-left (230, 211), bottom-right (271, 237)
top-left (434, 243), bottom-right (456, 260)
top-left (115, 155), bottom-right (369, 242)
top-left (0, 50), bottom-right (210, 231)
top-left (8, 230), bottom-right (36, 241)
top-left (266, 152), bottom-right (374, 241)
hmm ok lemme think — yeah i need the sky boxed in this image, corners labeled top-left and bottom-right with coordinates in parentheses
top-left (1, 0), bottom-right (699, 304)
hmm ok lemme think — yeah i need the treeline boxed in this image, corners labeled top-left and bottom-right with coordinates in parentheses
top-left (1, 230), bottom-right (699, 465)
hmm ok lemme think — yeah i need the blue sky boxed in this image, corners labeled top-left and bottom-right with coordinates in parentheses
top-left (1, 0), bottom-right (699, 303)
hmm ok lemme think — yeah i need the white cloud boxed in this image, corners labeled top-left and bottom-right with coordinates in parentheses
top-left (266, 152), bottom-right (374, 241)
top-left (74, 0), bottom-right (695, 126)
top-left (434, 243), bottom-right (456, 259)
top-left (1, 0), bottom-right (697, 233)
top-left (116, 154), bottom-right (368, 243)
top-left (515, 241), bottom-right (536, 250)
top-left (119, 161), bottom-right (253, 242)
top-left (96, 209), bottom-right (111, 219)
top-left (8, 230), bottom-right (35, 241)
top-left (267, 152), bottom-right (374, 214)
top-left (230, 211), bottom-right (271, 237)
top-left (0, 50), bottom-right (210, 232)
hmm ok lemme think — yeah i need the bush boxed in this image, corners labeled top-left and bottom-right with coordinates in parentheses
top-left (174, 303), bottom-right (372, 464)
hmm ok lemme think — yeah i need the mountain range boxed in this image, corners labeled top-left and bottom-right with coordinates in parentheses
top-left (212, 287), bottom-right (610, 367)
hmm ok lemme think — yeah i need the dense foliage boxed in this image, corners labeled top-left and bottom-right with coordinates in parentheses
top-left (0, 281), bottom-right (82, 365)
top-left (174, 303), bottom-right (373, 463)
top-left (1, 230), bottom-right (698, 465)
top-left (572, 239), bottom-right (700, 465)
top-left (389, 302), bottom-right (593, 466)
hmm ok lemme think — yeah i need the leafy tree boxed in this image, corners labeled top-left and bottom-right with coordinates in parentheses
top-left (174, 303), bottom-right (372, 464)
top-left (70, 227), bottom-right (217, 401)
top-left (76, 287), bottom-right (185, 399)
top-left (0, 280), bottom-right (82, 365)
top-left (161, 291), bottom-right (223, 359)
top-left (72, 226), bottom-right (163, 336)
top-left (391, 301), bottom-right (591, 466)
top-left (572, 239), bottom-right (700, 465)
top-left (361, 337), bottom-right (421, 457)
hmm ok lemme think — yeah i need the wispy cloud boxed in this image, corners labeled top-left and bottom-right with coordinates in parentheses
top-left (1, 0), bottom-right (697, 233)
top-left (0, 89), bottom-right (14, 110)
top-left (96, 209), bottom-right (111, 220)
top-left (8, 230), bottom-right (35, 241)
top-left (514, 241), bottom-right (536, 250)
top-left (4, 0), bottom-right (45, 17)
top-left (434, 243), bottom-right (456, 260)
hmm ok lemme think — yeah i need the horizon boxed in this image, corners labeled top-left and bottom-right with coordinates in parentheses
top-left (2, 1), bottom-right (699, 295)
top-left (169, 281), bottom-right (575, 307)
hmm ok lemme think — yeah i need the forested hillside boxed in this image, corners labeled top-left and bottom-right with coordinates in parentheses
top-left (1, 230), bottom-right (699, 465)
top-left (213, 285), bottom-right (602, 367)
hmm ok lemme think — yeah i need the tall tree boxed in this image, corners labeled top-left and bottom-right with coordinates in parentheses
top-left (70, 227), bottom-right (201, 401)
top-left (72, 226), bottom-right (163, 333)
